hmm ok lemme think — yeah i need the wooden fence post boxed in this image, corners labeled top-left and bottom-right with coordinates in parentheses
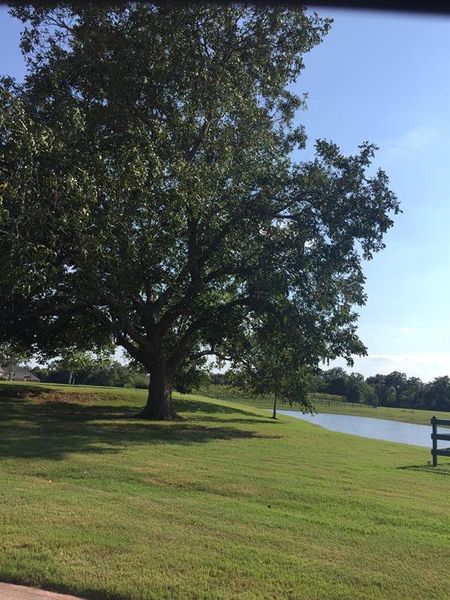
top-left (431, 416), bottom-right (437, 467)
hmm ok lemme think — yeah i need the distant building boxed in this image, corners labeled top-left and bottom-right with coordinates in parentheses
top-left (0, 366), bottom-right (40, 382)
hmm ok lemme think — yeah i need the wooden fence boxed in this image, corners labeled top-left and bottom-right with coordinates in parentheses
top-left (431, 417), bottom-right (450, 467)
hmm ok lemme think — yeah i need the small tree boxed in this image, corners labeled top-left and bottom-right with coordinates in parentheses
top-left (227, 318), bottom-right (313, 418)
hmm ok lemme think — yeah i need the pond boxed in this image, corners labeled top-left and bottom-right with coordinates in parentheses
top-left (277, 411), bottom-right (449, 448)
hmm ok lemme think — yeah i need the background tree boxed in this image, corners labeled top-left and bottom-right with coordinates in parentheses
top-left (346, 373), bottom-right (377, 405)
top-left (424, 377), bottom-right (450, 412)
top-left (322, 367), bottom-right (349, 397)
top-left (366, 374), bottom-right (389, 405)
top-left (0, 4), bottom-right (399, 419)
top-left (398, 376), bottom-right (424, 409)
top-left (53, 350), bottom-right (104, 385)
top-left (228, 317), bottom-right (313, 418)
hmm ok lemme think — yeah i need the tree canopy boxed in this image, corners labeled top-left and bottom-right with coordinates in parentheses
top-left (0, 4), bottom-right (399, 419)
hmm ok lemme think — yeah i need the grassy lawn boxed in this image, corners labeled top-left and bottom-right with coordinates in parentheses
top-left (200, 384), bottom-right (450, 426)
top-left (0, 381), bottom-right (449, 599)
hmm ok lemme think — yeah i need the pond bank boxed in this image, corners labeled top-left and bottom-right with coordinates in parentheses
top-left (278, 410), bottom-right (450, 448)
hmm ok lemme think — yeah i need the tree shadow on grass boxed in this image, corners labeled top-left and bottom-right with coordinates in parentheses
top-left (186, 415), bottom-right (278, 425)
top-left (174, 395), bottom-right (269, 418)
top-left (397, 464), bottom-right (450, 476)
top-left (0, 387), bottom-right (280, 460)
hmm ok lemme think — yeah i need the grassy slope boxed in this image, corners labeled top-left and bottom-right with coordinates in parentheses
top-left (0, 382), bottom-right (449, 600)
top-left (200, 384), bottom-right (450, 426)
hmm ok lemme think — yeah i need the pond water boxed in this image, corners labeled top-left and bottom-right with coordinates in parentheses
top-left (277, 411), bottom-right (449, 448)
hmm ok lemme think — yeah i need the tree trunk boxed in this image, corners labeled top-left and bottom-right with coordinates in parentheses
top-left (140, 363), bottom-right (174, 420)
top-left (272, 392), bottom-right (278, 419)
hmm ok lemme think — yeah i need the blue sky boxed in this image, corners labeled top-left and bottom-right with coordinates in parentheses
top-left (295, 9), bottom-right (450, 381)
top-left (1, 7), bottom-right (449, 380)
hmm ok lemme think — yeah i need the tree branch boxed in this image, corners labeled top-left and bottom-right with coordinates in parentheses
top-left (166, 297), bottom-right (250, 373)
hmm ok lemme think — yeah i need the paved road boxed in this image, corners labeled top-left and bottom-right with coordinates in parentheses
top-left (0, 583), bottom-right (85, 600)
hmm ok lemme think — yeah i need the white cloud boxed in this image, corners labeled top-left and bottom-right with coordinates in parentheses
top-left (382, 124), bottom-right (442, 160)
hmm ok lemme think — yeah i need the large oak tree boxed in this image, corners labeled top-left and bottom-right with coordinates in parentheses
top-left (0, 4), bottom-right (399, 419)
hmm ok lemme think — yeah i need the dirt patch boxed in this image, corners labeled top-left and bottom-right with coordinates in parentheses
top-left (0, 582), bottom-right (85, 599)
top-left (31, 391), bottom-right (117, 405)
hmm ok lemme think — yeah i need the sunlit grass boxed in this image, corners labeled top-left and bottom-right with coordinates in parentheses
top-left (0, 381), bottom-right (449, 599)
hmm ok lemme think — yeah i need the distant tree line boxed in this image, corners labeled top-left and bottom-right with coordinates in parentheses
top-left (31, 358), bottom-right (149, 389)
top-left (210, 368), bottom-right (450, 412)
top-left (304, 368), bottom-right (449, 412)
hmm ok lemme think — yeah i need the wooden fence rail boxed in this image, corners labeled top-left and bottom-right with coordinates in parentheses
top-left (431, 417), bottom-right (450, 467)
